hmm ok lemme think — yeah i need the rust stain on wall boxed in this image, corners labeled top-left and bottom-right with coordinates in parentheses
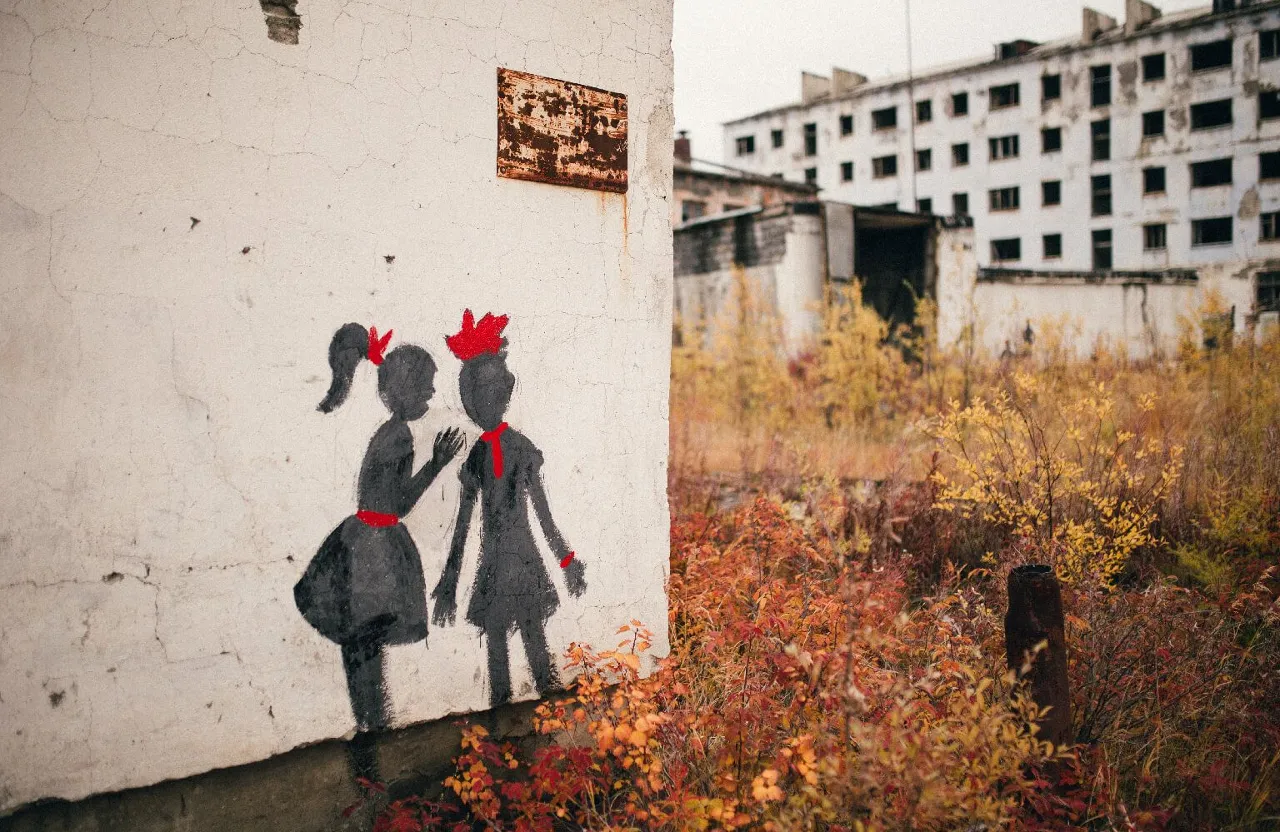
top-left (497, 68), bottom-right (628, 193)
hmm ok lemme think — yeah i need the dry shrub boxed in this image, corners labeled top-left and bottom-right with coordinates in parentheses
top-left (370, 294), bottom-right (1280, 831)
top-left (926, 372), bottom-right (1183, 585)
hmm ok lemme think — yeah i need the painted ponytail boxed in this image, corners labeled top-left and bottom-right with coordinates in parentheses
top-left (318, 323), bottom-right (369, 413)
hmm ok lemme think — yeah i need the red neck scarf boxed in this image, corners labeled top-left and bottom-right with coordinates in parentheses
top-left (480, 422), bottom-right (509, 479)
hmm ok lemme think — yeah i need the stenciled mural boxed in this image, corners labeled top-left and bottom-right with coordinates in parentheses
top-left (294, 324), bottom-right (464, 778)
top-left (295, 313), bottom-right (587, 778)
top-left (431, 311), bottom-right (587, 707)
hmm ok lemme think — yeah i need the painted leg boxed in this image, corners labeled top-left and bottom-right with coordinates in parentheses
top-left (518, 617), bottom-right (561, 697)
top-left (341, 640), bottom-right (390, 732)
top-left (486, 627), bottom-right (513, 708)
top-left (341, 632), bottom-right (390, 785)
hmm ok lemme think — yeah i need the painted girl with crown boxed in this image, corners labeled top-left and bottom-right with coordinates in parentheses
top-left (431, 311), bottom-right (587, 707)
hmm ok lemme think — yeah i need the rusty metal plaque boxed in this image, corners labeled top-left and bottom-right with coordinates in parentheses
top-left (497, 68), bottom-right (628, 194)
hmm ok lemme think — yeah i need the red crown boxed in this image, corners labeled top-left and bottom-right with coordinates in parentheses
top-left (446, 309), bottom-right (509, 361)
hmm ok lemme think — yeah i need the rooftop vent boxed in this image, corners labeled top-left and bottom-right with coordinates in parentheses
top-left (1125, 0), bottom-right (1161, 33)
top-left (674, 131), bottom-right (691, 166)
top-left (801, 71), bottom-right (831, 104)
top-left (832, 67), bottom-right (868, 94)
top-left (1082, 6), bottom-right (1119, 42)
top-left (995, 39), bottom-right (1040, 60)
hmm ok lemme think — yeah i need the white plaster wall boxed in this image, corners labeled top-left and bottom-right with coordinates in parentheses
top-left (0, 0), bottom-right (673, 814)
top-left (969, 280), bottom-right (1199, 358)
top-left (934, 225), bottom-right (979, 349)
top-left (775, 214), bottom-right (826, 350)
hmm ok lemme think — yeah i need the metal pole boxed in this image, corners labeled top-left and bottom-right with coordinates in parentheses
top-left (904, 0), bottom-right (918, 211)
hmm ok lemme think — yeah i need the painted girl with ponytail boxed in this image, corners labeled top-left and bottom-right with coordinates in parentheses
top-left (294, 323), bottom-right (464, 774)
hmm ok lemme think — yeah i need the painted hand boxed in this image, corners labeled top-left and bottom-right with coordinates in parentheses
top-left (430, 582), bottom-right (457, 626)
top-left (432, 427), bottom-right (465, 468)
top-left (564, 557), bottom-right (587, 598)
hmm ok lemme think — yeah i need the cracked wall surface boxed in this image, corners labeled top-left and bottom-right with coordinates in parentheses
top-left (0, 0), bottom-right (674, 814)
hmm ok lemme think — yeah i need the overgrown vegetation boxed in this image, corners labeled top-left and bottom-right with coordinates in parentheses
top-left (372, 276), bottom-right (1279, 830)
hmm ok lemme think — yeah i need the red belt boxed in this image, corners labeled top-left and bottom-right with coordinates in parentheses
top-left (356, 510), bottom-right (399, 527)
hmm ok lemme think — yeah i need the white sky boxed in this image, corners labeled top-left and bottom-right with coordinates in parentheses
top-left (673, 0), bottom-right (1210, 164)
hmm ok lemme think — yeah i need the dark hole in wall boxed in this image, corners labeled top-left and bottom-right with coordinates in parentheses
top-left (261, 1), bottom-right (301, 44)
top-left (855, 226), bottom-right (927, 328)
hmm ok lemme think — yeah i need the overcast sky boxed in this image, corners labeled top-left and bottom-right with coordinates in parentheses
top-left (673, 0), bottom-right (1210, 164)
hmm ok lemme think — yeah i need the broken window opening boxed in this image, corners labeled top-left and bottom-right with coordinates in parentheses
top-left (803, 123), bottom-right (818, 156)
top-left (1192, 216), bottom-right (1233, 246)
top-left (1042, 74), bottom-right (1061, 101)
top-left (1142, 109), bottom-right (1165, 137)
top-left (951, 92), bottom-right (969, 116)
top-left (771, 129), bottom-right (785, 148)
top-left (989, 134), bottom-right (1019, 161)
top-left (1091, 118), bottom-right (1110, 161)
top-left (1092, 229), bottom-right (1113, 270)
top-left (736, 135), bottom-right (755, 156)
top-left (1142, 52), bottom-right (1166, 81)
top-left (916, 148), bottom-right (932, 171)
top-left (1262, 30), bottom-right (1280, 62)
top-left (1144, 223), bottom-right (1167, 251)
top-left (1091, 174), bottom-right (1112, 216)
top-left (1090, 65), bottom-right (1111, 107)
top-left (1190, 98), bottom-right (1233, 129)
top-left (1261, 151), bottom-right (1280, 180)
top-left (989, 82), bottom-right (1020, 110)
top-left (1190, 38), bottom-right (1233, 72)
top-left (1144, 166), bottom-right (1166, 194)
top-left (951, 142), bottom-right (970, 166)
top-left (991, 237), bottom-right (1021, 262)
top-left (1190, 157), bottom-right (1233, 188)
top-left (1258, 271), bottom-right (1280, 312)
top-left (1043, 233), bottom-right (1062, 259)
top-left (872, 155), bottom-right (898, 178)
top-left (840, 161), bottom-right (854, 182)
top-left (1042, 126), bottom-right (1062, 153)
top-left (872, 107), bottom-right (898, 130)
top-left (989, 186), bottom-right (1020, 212)
top-left (1042, 180), bottom-right (1061, 206)
top-left (1262, 211), bottom-right (1280, 241)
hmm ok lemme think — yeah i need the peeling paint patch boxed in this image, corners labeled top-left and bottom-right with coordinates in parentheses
top-left (261, 2), bottom-right (301, 45)
top-left (497, 68), bottom-right (628, 194)
top-left (1239, 185), bottom-right (1261, 219)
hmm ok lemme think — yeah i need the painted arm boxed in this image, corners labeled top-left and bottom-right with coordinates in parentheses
top-left (431, 482), bottom-right (477, 626)
top-left (402, 427), bottom-right (465, 511)
top-left (529, 472), bottom-right (586, 598)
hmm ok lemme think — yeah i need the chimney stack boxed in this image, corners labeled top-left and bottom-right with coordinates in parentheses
top-left (1083, 7), bottom-right (1119, 42)
top-left (1125, 0), bottom-right (1161, 33)
top-left (674, 130), bottom-right (691, 166)
top-left (801, 71), bottom-right (832, 104)
top-left (832, 67), bottom-right (868, 95)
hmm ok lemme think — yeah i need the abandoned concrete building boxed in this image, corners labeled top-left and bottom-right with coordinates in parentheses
top-left (673, 132), bottom-right (818, 225)
top-left (674, 203), bottom-right (976, 353)
top-left (718, 1), bottom-right (1280, 355)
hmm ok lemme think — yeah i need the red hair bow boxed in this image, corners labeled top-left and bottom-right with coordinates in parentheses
top-left (368, 326), bottom-right (393, 365)
top-left (446, 309), bottom-right (509, 361)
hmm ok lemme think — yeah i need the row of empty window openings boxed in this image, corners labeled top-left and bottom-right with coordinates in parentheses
top-left (747, 94), bottom-right (1279, 162)
top-left (990, 215), bottom-right (1274, 267)
top-left (825, 151), bottom-right (1277, 196)
top-left (735, 30), bottom-right (1280, 158)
